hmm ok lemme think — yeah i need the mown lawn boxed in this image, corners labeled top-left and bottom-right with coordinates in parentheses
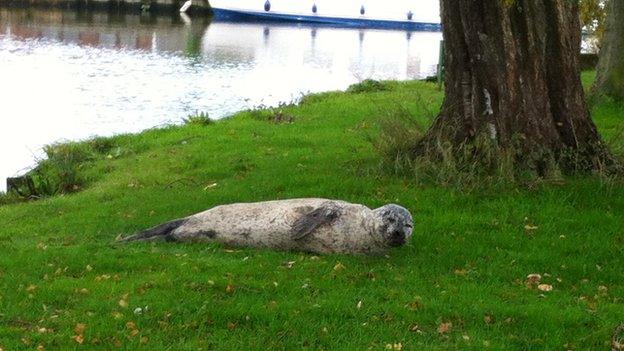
top-left (0, 75), bottom-right (623, 350)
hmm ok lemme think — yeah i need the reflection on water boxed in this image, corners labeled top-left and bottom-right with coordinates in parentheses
top-left (0, 8), bottom-right (442, 191)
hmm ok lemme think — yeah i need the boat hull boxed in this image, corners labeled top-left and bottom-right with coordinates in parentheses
top-left (210, 7), bottom-right (441, 31)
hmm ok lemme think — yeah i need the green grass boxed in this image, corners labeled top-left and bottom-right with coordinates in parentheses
top-left (1, 78), bottom-right (623, 350)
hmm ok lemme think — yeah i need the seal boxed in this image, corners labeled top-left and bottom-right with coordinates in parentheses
top-left (120, 198), bottom-right (413, 254)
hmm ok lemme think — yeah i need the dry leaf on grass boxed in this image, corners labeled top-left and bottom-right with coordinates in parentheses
top-left (333, 262), bottom-right (346, 271)
top-left (438, 322), bottom-right (452, 334)
top-left (538, 284), bottom-right (553, 292)
top-left (74, 323), bottom-right (86, 335)
top-left (385, 342), bottom-right (403, 350)
top-left (72, 335), bottom-right (84, 344)
top-left (526, 274), bottom-right (542, 285)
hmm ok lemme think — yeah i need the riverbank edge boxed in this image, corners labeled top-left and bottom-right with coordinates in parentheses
top-left (1, 72), bottom-right (620, 202)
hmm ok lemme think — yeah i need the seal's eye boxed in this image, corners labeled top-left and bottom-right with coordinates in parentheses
top-left (405, 223), bottom-right (413, 228)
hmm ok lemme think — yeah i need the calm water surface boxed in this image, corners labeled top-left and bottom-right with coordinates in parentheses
top-left (0, 8), bottom-right (442, 191)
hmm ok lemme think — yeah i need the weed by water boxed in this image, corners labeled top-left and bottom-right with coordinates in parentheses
top-left (183, 112), bottom-right (214, 126)
top-left (347, 79), bottom-right (390, 94)
top-left (0, 190), bottom-right (22, 205)
top-left (2, 136), bottom-right (121, 202)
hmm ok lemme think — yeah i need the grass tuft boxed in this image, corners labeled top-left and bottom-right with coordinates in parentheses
top-left (183, 112), bottom-right (214, 126)
top-left (347, 79), bottom-right (391, 94)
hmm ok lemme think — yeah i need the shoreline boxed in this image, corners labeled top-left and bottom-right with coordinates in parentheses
top-left (0, 72), bottom-right (607, 197)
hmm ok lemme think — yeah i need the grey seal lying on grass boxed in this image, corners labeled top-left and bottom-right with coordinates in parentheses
top-left (121, 199), bottom-right (413, 255)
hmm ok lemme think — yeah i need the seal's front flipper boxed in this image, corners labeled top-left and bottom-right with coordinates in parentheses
top-left (290, 203), bottom-right (342, 240)
top-left (119, 218), bottom-right (187, 242)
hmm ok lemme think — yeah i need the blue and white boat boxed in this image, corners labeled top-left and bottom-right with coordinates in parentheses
top-left (208, 0), bottom-right (441, 31)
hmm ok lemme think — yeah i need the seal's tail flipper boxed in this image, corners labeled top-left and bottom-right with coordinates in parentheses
top-left (118, 218), bottom-right (187, 242)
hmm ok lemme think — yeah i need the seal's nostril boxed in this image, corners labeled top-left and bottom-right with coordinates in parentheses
top-left (388, 231), bottom-right (405, 247)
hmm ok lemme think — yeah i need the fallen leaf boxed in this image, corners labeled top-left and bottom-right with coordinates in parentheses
top-left (74, 323), bottom-right (86, 335)
top-left (385, 342), bottom-right (403, 350)
top-left (225, 284), bottom-right (235, 294)
top-left (86, 265), bottom-right (93, 272)
top-left (526, 274), bottom-right (542, 285)
top-left (333, 262), bottom-right (346, 271)
top-left (524, 224), bottom-right (539, 231)
top-left (203, 183), bottom-right (218, 190)
top-left (118, 299), bottom-right (129, 308)
top-left (406, 299), bottom-right (423, 311)
top-left (438, 322), bottom-right (452, 334)
top-left (356, 301), bottom-right (362, 309)
top-left (72, 335), bottom-right (84, 344)
top-left (26, 285), bottom-right (37, 293)
top-left (409, 324), bottom-right (422, 333)
top-left (95, 274), bottom-right (111, 282)
top-left (227, 322), bottom-right (237, 331)
top-left (140, 336), bottom-right (149, 344)
top-left (538, 284), bottom-right (553, 292)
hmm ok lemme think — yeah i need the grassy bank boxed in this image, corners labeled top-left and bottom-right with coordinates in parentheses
top-left (1, 76), bottom-right (623, 350)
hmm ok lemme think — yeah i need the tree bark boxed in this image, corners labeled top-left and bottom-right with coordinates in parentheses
top-left (417, 0), bottom-right (615, 174)
top-left (593, 0), bottom-right (624, 101)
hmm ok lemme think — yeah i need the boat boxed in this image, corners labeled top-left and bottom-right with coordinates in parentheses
top-left (207, 0), bottom-right (441, 31)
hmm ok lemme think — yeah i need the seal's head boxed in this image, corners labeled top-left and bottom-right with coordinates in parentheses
top-left (373, 204), bottom-right (413, 247)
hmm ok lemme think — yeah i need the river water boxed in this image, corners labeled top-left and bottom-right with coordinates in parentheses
top-left (0, 8), bottom-right (442, 191)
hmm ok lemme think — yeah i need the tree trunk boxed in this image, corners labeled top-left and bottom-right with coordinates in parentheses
top-left (593, 0), bottom-right (624, 101)
top-left (417, 0), bottom-right (615, 174)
